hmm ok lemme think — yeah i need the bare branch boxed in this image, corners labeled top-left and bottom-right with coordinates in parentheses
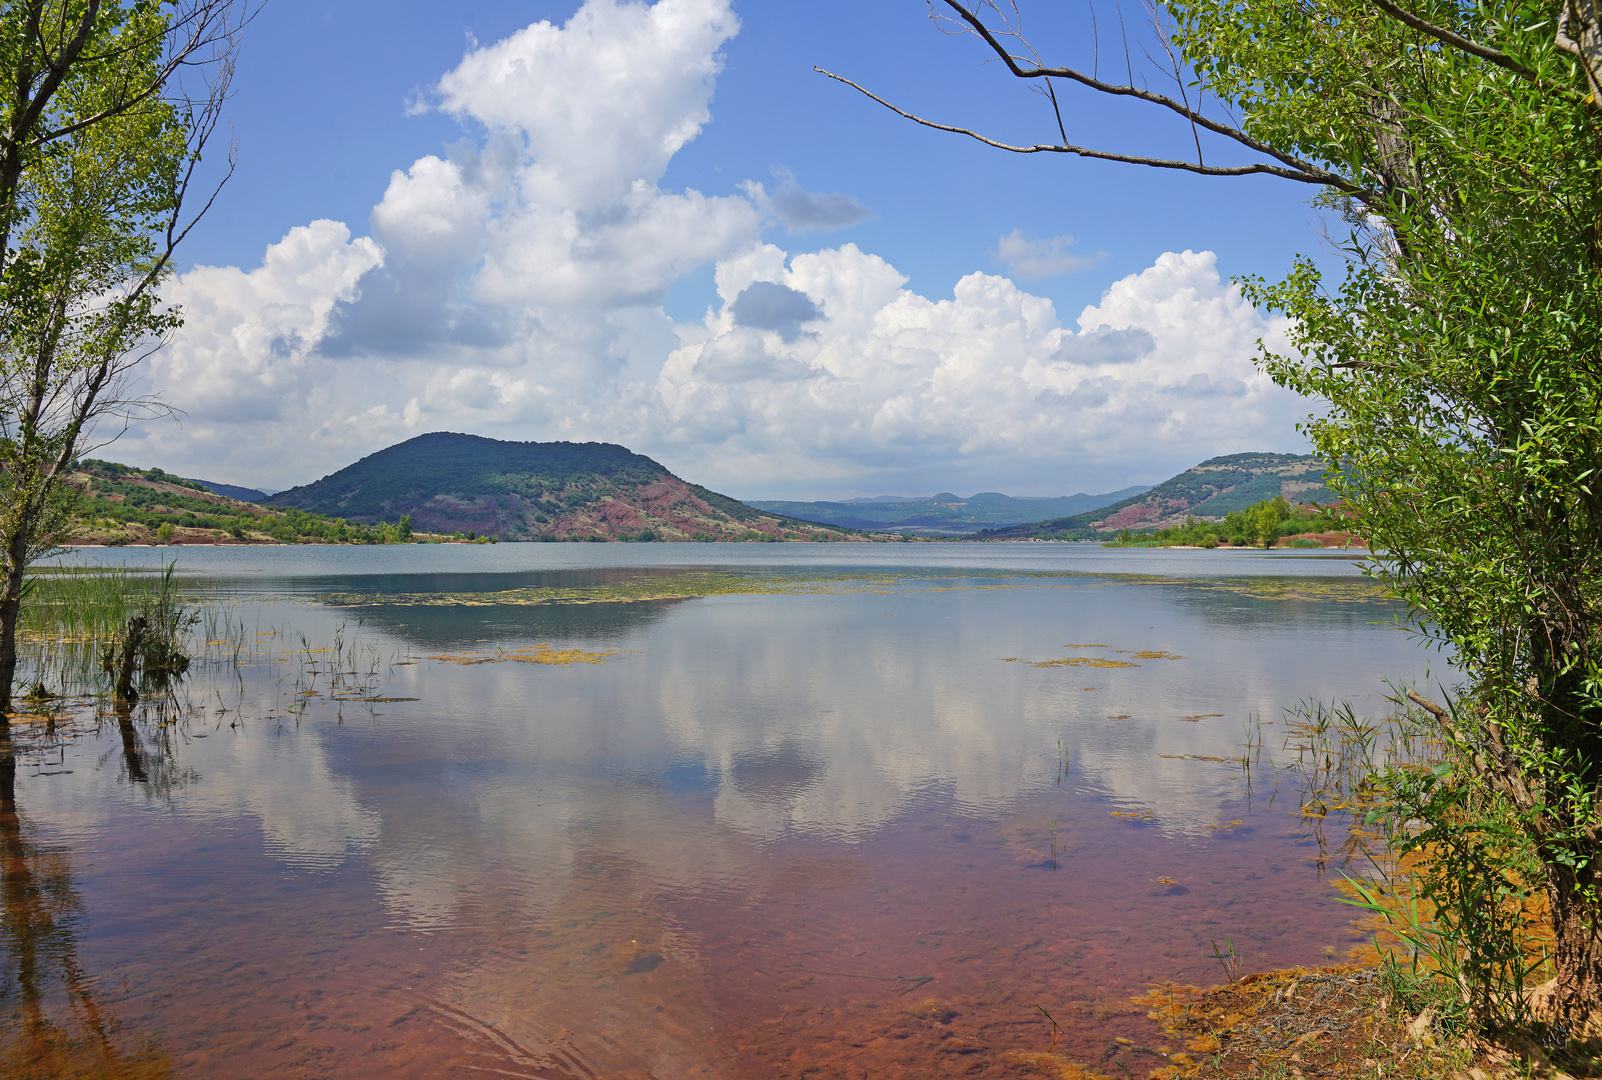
top-left (1145, 0), bottom-right (1204, 166)
top-left (814, 67), bottom-right (1377, 195)
top-left (928, 0), bottom-right (1376, 195)
top-left (1405, 688), bottom-right (1451, 721)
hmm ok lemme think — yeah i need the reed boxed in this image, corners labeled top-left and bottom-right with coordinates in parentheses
top-left (15, 564), bottom-right (203, 698)
top-left (1260, 689), bottom-right (1553, 1035)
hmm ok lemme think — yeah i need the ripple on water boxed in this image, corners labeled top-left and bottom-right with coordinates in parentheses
top-left (2, 555), bottom-right (1417, 1078)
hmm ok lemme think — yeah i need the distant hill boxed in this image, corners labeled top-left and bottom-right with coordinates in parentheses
top-left (748, 486), bottom-right (1150, 534)
top-left (190, 478), bottom-right (268, 502)
top-left (65, 459), bottom-right (409, 545)
top-left (262, 432), bottom-right (857, 542)
top-left (980, 453), bottom-right (1336, 539)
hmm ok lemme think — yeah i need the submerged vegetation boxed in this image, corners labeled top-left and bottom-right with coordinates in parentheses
top-left (427, 643), bottom-right (632, 666)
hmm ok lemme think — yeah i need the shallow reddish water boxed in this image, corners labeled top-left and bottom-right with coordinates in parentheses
top-left (3, 556), bottom-right (1413, 1078)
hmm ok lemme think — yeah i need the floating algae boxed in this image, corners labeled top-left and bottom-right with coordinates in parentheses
top-left (1001, 655), bottom-right (1139, 669)
top-left (428, 643), bottom-right (633, 666)
top-left (1004, 644), bottom-right (1183, 668)
top-left (302, 566), bottom-right (1383, 614)
top-left (1168, 576), bottom-right (1385, 603)
top-left (316, 568), bottom-right (1106, 610)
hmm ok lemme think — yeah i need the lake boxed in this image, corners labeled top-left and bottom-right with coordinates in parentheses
top-left (2, 543), bottom-right (1434, 1078)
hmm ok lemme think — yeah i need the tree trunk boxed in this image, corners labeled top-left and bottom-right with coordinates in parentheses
top-left (0, 533), bottom-right (26, 720)
top-left (1540, 863), bottom-right (1602, 1036)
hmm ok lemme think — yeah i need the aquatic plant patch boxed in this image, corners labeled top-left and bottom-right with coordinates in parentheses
top-left (1003, 655), bottom-right (1140, 668)
top-left (427, 644), bottom-right (633, 666)
top-left (314, 569), bottom-right (1110, 609)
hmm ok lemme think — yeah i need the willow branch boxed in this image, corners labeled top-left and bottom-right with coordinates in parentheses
top-left (1364, 0), bottom-right (1542, 80)
top-left (1557, 0), bottom-right (1602, 102)
top-left (1406, 689), bottom-right (1538, 815)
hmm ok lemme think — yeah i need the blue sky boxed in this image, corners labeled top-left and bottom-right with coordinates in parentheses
top-left (133, 0), bottom-right (1334, 499)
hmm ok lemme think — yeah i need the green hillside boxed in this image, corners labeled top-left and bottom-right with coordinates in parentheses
top-left (66, 459), bottom-right (416, 545)
top-left (980, 453), bottom-right (1337, 539)
top-left (263, 432), bottom-right (855, 542)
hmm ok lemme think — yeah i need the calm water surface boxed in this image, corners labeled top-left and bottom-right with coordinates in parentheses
top-left (4, 544), bottom-right (1431, 1078)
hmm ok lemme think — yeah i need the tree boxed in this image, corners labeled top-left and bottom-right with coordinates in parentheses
top-left (0, 0), bottom-right (241, 718)
top-left (1250, 496), bottom-right (1289, 549)
top-left (824, 0), bottom-right (1602, 1030)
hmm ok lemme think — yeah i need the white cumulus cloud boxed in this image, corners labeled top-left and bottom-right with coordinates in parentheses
top-left (151, 220), bottom-right (383, 423)
top-left (127, 0), bottom-right (1308, 498)
top-left (649, 246), bottom-right (1301, 495)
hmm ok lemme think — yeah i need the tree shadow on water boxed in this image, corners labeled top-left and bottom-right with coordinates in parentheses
top-left (102, 698), bottom-right (198, 799)
top-left (0, 720), bottom-right (176, 1078)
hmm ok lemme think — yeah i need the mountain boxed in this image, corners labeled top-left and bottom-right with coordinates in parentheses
top-left (262, 432), bottom-right (857, 542)
top-left (748, 486), bottom-right (1150, 534)
top-left (190, 478), bottom-right (269, 502)
top-left (979, 453), bottom-right (1337, 539)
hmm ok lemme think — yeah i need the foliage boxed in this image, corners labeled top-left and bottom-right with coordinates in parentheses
top-left (1177, 0), bottom-right (1602, 1027)
top-left (260, 430), bottom-right (852, 541)
top-left (1102, 496), bottom-right (1346, 547)
top-left (69, 460), bottom-right (426, 544)
top-left (0, 4), bottom-right (190, 559)
top-left (96, 563), bottom-right (197, 688)
top-left (264, 432), bottom-right (673, 521)
top-left (19, 564), bottom-right (196, 694)
top-left (1353, 759), bottom-right (1551, 1030)
top-left (895, 0), bottom-right (1602, 1031)
top-left (0, 0), bottom-right (239, 715)
top-left (77, 458), bottom-right (207, 492)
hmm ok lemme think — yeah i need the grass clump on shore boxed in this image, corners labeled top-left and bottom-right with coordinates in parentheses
top-left (1143, 693), bottom-right (1587, 1078)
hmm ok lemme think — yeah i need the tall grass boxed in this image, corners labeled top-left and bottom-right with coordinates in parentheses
top-left (16, 564), bottom-right (202, 697)
top-left (1258, 690), bottom-right (1553, 1033)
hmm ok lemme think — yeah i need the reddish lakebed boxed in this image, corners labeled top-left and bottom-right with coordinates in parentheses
top-left (4, 543), bottom-right (1419, 1078)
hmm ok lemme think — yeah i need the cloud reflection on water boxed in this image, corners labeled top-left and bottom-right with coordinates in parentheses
top-left (284, 574), bottom-right (1420, 926)
top-left (2, 555), bottom-right (1428, 1078)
